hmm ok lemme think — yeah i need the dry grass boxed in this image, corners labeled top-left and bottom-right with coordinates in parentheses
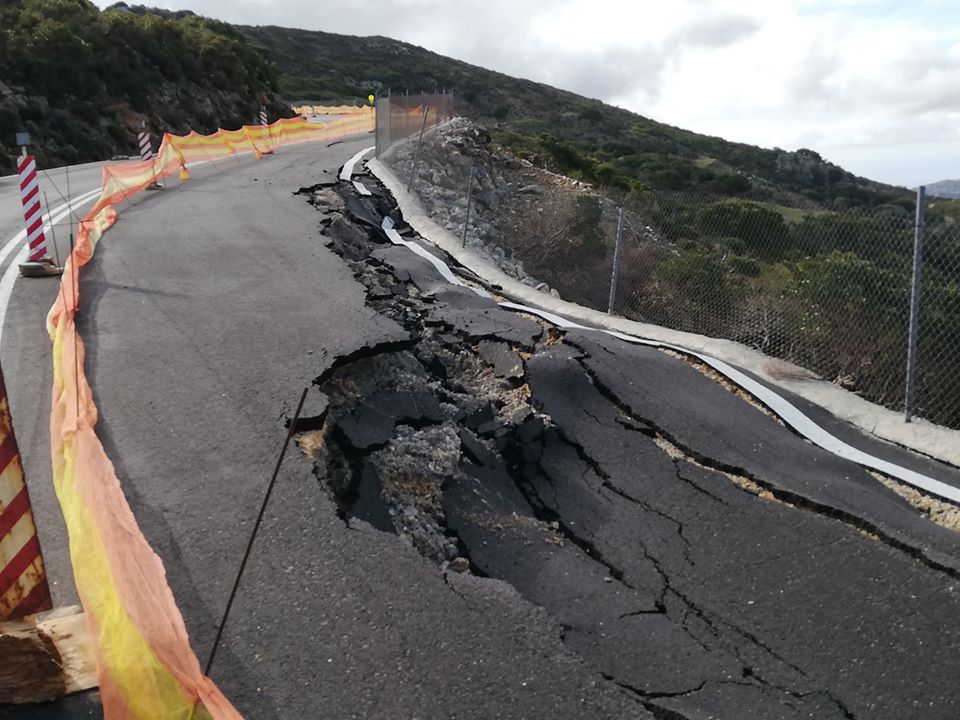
top-left (296, 429), bottom-right (327, 460)
top-left (660, 348), bottom-right (784, 425)
top-left (544, 328), bottom-right (565, 346)
top-left (382, 472), bottom-right (443, 511)
top-left (652, 433), bottom-right (784, 503)
top-left (869, 471), bottom-right (960, 533)
top-left (763, 359), bottom-right (815, 382)
top-left (465, 511), bottom-right (564, 545)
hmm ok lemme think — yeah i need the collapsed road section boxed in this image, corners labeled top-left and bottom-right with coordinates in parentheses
top-left (294, 171), bottom-right (960, 720)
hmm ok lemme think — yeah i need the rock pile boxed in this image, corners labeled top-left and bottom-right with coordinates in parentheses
top-left (383, 117), bottom-right (587, 296)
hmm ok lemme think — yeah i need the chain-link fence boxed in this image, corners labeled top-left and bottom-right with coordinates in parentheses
top-left (374, 92), bottom-right (455, 159)
top-left (379, 116), bottom-right (960, 430)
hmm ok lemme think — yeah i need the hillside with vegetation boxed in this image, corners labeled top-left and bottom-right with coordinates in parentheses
top-left (240, 22), bottom-right (958, 427)
top-left (0, 0), bottom-right (290, 173)
top-left (241, 24), bottom-right (914, 211)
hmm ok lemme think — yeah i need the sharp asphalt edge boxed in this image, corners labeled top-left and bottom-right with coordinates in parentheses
top-left (340, 146), bottom-right (375, 181)
top-left (374, 195), bottom-right (960, 505)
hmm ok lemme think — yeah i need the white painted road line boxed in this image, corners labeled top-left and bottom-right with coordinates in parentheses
top-left (0, 189), bottom-right (101, 350)
top-left (340, 146), bottom-right (375, 181)
top-left (382, 217), bottom-right (491, 298)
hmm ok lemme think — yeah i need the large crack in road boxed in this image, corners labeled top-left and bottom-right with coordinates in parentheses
top-left (293, 176), bottom-right (960, 719)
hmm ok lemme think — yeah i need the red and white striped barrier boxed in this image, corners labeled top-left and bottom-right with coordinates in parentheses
top-left (138, 129), bottom-right (153, 161)
top-left (17, 155), bottom-right (49, 262)
top-left (0, 361), bottom-right (52, 620)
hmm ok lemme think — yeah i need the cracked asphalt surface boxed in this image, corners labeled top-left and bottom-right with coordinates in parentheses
top-left (4, 140), bottom-right (960, 719)
top-left (304, 175), bottom-right (960, 719)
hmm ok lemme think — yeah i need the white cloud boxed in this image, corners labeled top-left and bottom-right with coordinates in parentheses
top-left (91, 0), bottom-right (960, 186)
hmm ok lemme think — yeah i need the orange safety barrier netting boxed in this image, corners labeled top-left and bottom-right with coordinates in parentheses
top-left (293, 104), bottom-right (374, 116)
top-left (44, 112), bottom-right (373, 720)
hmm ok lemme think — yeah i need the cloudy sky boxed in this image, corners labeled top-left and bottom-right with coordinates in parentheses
top-left (94, 0), bottom-right (960, 187)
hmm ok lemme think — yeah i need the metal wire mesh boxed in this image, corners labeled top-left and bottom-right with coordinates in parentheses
top-left (913, 210), bottom-right (960, 426)
top-left (377, 116), bottom-right (960, 429)
top-left (374, 92), bottom-right (455, 158)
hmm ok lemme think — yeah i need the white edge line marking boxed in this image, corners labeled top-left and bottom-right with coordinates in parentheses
top-left (0, 189), bottom-right (101, 350)
top-left (378, 217), bottom-right (960, 504)
top-left (382, 217), bottom-right (489, 298)
top-left (340, 146), bottom-right (375, 181)
top-left (0, 187), bottom-right (101, 271)
top-left (353, 180), bottom-right (372, 196)
top-left (504, 303), bottom-right (960, 504)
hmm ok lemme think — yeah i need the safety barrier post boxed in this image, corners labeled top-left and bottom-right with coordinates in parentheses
top-left (905, 186), bottom-right (925, 422)
top-left (138, 128), bottom-right (153, 162)
top-left (16, 155), bottom-right (51, 264)
top-left (607, 206), bottom-right (626, 315)
top-left (0, 362), bottom-right (52, 621)
top-left (138, 125), bottom-right (164, 189)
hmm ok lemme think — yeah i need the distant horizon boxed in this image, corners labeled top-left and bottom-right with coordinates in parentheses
top-left (93, 0), bottom-right (960, 189)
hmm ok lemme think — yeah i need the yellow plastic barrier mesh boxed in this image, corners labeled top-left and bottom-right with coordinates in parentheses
top-left (45, 112), bottom-right (373, 719)
top-left (292, 104), bottom-right (374, 116)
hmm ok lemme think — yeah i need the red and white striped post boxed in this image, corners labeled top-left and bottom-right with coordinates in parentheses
top-left (259, 105), bottom-right (268, 126)
top-left (138, 128), bottom-right (153, 161)
top-left (138, 125), bottom-right (164, 189)
top-left (0, 361), bottom-right (52, 620)
top-left (17, 155), bottom-right (50, 263)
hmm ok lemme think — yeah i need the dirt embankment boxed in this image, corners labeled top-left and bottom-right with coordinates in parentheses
top-left (382, 117), bottom-right (627, 304)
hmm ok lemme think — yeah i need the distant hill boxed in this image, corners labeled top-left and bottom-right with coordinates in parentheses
top-left (240, 24), bottom-right (913, 211)
top-left (925, 179), bottom-right (960, 199)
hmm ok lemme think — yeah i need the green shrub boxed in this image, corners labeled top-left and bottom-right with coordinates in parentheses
top-left (696, 199), bottom-right (789, 260)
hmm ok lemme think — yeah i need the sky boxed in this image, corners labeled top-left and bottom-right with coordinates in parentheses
top-left (93, 0), bottom-right (960, 188)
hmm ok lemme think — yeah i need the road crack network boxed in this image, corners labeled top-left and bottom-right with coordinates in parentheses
top-left (287, 172), bottom-right (960, 719)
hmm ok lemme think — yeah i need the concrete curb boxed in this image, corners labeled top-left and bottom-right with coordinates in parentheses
top-left (367, 156), bottom-right (960, 469)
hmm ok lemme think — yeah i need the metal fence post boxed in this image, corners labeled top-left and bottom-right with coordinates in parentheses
top-left (904, 185), bottom-right (926, 422)
top-left (382, 95), bottom-right (391, 152)
top-left (607, 206), bottom-right (626, 314)
top-left (407, 105), bottom-right (430, 193)
top-left (462, 159), bottom-right (477, 248)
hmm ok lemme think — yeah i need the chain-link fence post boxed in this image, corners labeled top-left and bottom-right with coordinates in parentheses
top-left (905, 185), bottom-right (926, 423)
top-left (607, 206), bottom-right (626, 314)
top-left (374, 95), bottom-right (387, 157)
top-left (462, 159), bottom-right (477, 248)
top-left (407, 105), bottom-right (430, 192)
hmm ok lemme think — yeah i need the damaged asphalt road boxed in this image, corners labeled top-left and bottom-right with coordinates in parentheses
top-left (301, 174), bottom-right (960, 720)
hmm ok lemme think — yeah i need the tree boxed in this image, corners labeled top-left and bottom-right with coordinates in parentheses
top-left (571, 196), bottom-right (605, 256)
top-left (695, 199), bottom-right (789, 260)
top-left (787, 251), bottom-right (908, 394)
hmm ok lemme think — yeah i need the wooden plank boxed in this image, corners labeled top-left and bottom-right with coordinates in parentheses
top-left (0, 606), bottom-right (97, 704)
